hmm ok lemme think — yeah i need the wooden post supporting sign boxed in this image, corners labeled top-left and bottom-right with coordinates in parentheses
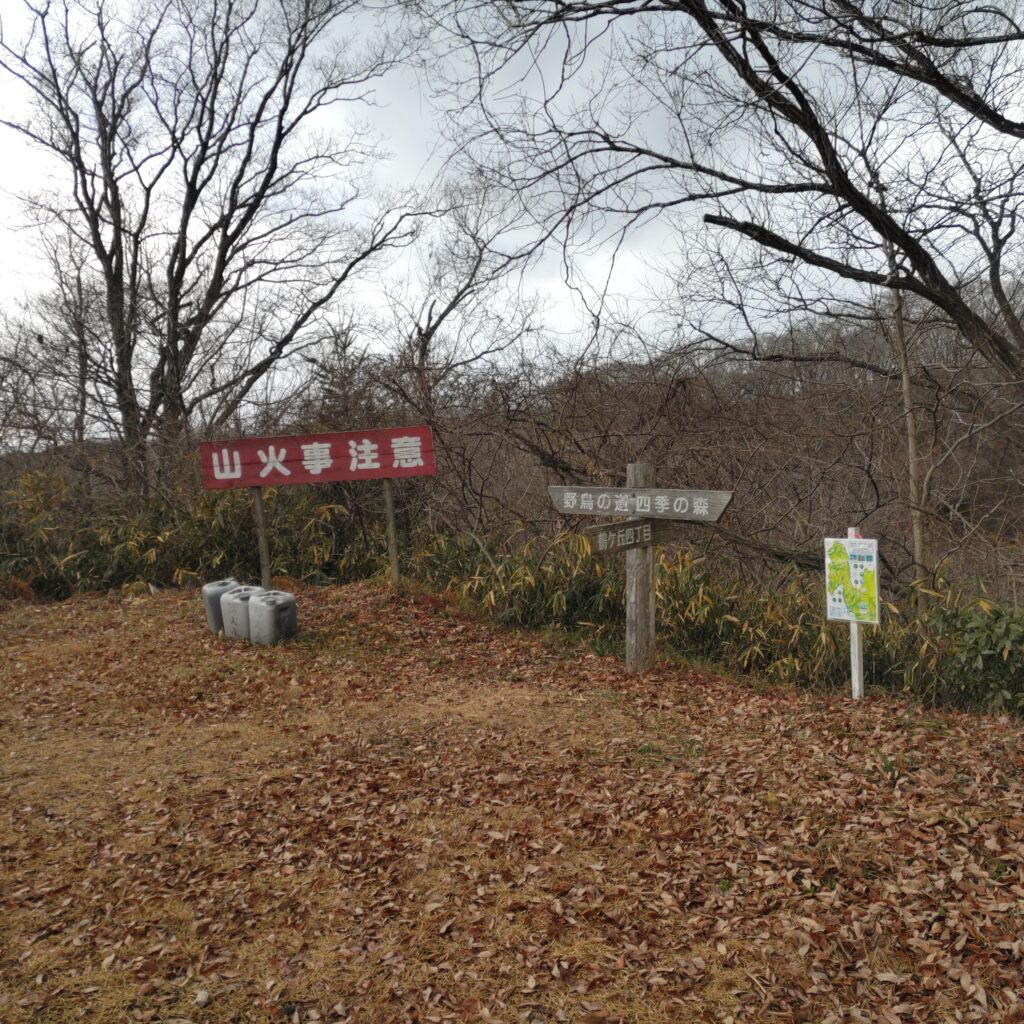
top-left (625, 462), bottom-right (657, 673)
top-left (250, 486), bottom-right (272, 590)
top-left (382, 477), bottom-right (401, 590)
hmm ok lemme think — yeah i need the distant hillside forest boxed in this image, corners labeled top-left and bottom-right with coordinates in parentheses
top-left (4, 300), bottom-right (1023, 602)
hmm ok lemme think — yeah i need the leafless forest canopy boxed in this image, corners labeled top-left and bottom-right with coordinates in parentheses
top-left (4, 0), bottom-right (1024, 599)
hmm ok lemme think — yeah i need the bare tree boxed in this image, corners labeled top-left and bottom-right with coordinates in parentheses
top-left (300, 182), bottom-right (543, 532)
top-left (0, 331), bottom-right (58, 453)
top-left (370, 182), bottom-right (539, 417)
top-left (417, 0), bottom-right (1024, 381)
top-left (0, 0), bottom-right (423, 489)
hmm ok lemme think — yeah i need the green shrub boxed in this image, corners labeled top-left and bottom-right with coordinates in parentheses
top-left (0, 472), bottom-right (386, 596)
top-left (912, 597), bottom-right (1024, 713)
top-left (412, 533), bottom-right (1024, 714)
top-left (414, 531), bottom-right (621, 628)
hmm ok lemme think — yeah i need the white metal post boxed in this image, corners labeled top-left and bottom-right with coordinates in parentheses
top-left (849, 618), bottom-right (864, 700)
top-left (848, 526), bottom-right (864, 700)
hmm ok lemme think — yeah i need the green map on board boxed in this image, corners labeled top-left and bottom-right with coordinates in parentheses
top-left (825, 539), bottom-right (879, 624)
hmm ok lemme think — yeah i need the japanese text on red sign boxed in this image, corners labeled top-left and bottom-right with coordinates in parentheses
top-left (199, 426), bottom-right (436, 489)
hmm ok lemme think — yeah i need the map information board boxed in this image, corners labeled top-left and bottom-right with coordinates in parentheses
top-left (824, 538), bottom-right (880, 624)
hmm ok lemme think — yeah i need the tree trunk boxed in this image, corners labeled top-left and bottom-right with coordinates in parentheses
top-left (890, 280), bottom-right (928, 612)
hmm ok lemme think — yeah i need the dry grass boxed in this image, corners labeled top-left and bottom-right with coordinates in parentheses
top-left (2, 581), bottom-right (1023, 1023)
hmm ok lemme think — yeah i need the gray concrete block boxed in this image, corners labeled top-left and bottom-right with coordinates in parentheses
top-left (201, 578), bottom-right (241, 635)
top-left (249, 590), bottom-right (298, 645)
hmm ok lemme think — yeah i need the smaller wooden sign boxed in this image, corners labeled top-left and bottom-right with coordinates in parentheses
top-left (581, 518), bottom-right (681, 554)
top-left (548, 485), bottom-right (732, 522)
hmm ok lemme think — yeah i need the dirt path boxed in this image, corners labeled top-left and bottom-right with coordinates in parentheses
top-left (2, 583), bottom-right (1023, 1023)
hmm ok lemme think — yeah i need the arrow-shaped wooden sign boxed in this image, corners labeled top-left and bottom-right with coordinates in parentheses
top-left (548, 485), bottom-right (732, 522)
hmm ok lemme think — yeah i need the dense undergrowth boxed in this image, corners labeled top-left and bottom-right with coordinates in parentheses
top-left (4, 472), bottom-right (1024, 714)
top-left (1, 472), bottom-right (383, 596)
top-left (415, 533), bottom-right (1024, 715)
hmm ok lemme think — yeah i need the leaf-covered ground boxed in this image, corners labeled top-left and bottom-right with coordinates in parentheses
top-left (2, 582), bottom-right (1023, 1024)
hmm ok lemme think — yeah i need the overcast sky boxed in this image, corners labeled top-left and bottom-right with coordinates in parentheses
top-left (0, 0), bottom-right (50, 306)
top-left (0, 4), bottom-right (676, 351)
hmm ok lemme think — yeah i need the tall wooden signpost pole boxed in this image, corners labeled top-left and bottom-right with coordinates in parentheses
top-left (625, 463), bottom-right (656, 673)
top-left (548, 471), bottom-right (733, 674)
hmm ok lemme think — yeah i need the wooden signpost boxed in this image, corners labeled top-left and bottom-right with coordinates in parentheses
top-left (549, 464), bottom-right (733, 673)
top-left (199, 426), bottom-right (436, 589)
